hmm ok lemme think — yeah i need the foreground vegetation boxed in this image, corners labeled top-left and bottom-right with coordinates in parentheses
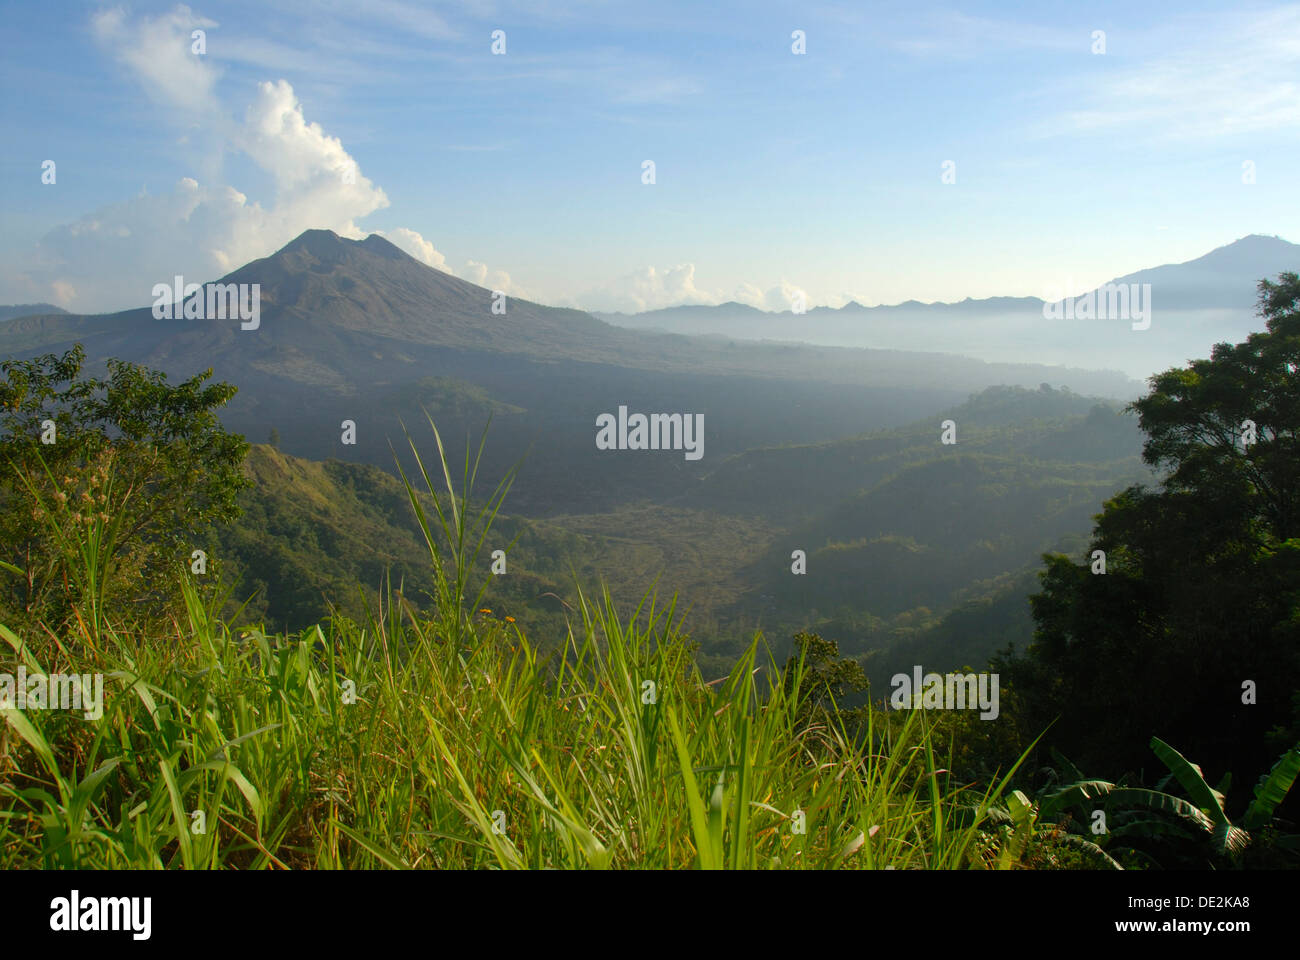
top-left (0, 416), bottom-right (1031, 869)
top-left (0, 583), bottom-right (1036, 870)
top-left (2, 410), bottom-right (1292, 869)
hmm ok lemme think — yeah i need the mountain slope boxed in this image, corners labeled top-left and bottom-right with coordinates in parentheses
top-left (1112, 234), bottom-right (1299, 308)
top-left (220, 443), bottom-right (594, 635)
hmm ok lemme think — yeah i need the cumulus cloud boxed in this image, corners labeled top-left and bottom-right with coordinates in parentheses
top-left (3, 6), bottom-right (454, 312)
top-left (51, 281), bottom-right (77, 307)
top-left (8, 3), bottom-right (396, 313)
top-left (571, 264), bottom-right (843, 315)
top-left (732, 280), bottom-right (812, 312)
top-left (378, 227), bottom-right (527, 297)
top-left (377, 227), bottom-right (451, 272)
top-left (460, 260), bottom-right (524, 296)
top-left (15, 82), bottom-right (390, 310)
top-left (574, 263), bottom-right (720, 313)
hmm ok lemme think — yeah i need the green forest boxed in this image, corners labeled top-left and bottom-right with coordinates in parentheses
top-left (1, 273), bottom-right (1299, 870)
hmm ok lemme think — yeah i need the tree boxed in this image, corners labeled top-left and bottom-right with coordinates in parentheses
top-left (0, 344), bottom-right (250, 630)
top-left (1005, 272), bottom-right (1300, 797)
top-left (268, 427), bottom-right (281, 449)
top-left (782, 631), bottom-right (869, 723)
top-left (1137, 272), bottom-right (1300, 541)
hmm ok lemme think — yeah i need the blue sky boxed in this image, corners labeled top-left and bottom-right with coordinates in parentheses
top-left (2, 0), bottom-right (1298, 314)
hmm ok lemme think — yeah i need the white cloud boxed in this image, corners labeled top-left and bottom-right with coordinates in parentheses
top-left (377, 227), bottom-right (529, 298)
top-left (91, 4), bottom-right (221, 116)
top-left (568, 263), bottom-right (856, 315)
top-left (1040, 8), bottom-right (1300, 142)
top-left (380, 227), bottom-right (451, 271)
top-left (732, 280), bottom-right (812, 312)
top-left (5, 8), bottom-right (398, 312)
top-left (575, 263), bottom-right (719, 313)
top-left (51, 281), bottom-right (77, 307)
top-left (893, 8), bottom-right (1300, 144)
top-left (460, 259), bottom-right (527, 298)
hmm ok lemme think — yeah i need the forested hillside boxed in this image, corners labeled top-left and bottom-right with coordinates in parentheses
top-left (212, 383), bottom-right (1150, 691)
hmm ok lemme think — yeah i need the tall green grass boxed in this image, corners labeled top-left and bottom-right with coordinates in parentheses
top-left (0, 419), bottom-right (1021, 869)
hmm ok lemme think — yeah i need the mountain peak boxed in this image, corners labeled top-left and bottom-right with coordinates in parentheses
top-left (0, 302), bottom-right (70, 322)
top-left (273, 229), bottom-right (415, 266)
top-left (1107, 233), bottom-right (1299, 292)
top-left (360, 233), bottom-right (408, 259)
top-left (282, 228), bottom-right (347, 255)
top-left (1180, 233), bottom-right (1297, 268)
top-left (1229, 233), bottom-right (1289, 245)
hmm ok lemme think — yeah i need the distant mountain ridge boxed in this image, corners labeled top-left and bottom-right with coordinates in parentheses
top-left (0, 303), bottom-right (68, 322)
top-left (0, 229), bottom-right (1136, 395)
top-left (596, 235), bottom-right (1300, 378)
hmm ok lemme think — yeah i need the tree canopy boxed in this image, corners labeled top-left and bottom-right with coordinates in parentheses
top-left (1006, 273), bottom-right (1300, 795)
top-left (0, 344), bottom-right (249, 630)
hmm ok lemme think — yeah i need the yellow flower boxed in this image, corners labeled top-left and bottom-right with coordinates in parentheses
top-left (478, 608), bottom-right (492, 614)
top-left (505, 616), bottom-right (515, 623)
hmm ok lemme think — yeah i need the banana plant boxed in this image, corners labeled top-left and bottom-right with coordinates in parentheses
top-left (1149, 737), bottom-right (1250, 858)
top-left (971, 788), bottom-right (1122, 869)
top-left (1243, 743), bottom-right (1300, 839)
top-left (1041, 737), bottom-right (1300, 867)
